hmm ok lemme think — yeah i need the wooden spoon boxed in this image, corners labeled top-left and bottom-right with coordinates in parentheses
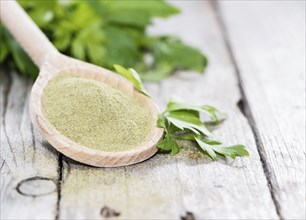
top-left (0, 1), bottom-right (163, 167)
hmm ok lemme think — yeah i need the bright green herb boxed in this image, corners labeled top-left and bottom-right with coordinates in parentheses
top-left (117, 67), bottom-right (249, 160)
top-left (157, 97), bottom-right (249, 160)
top-left (42, 74), bottom-right (154, 152)
top-left (0, 0), bottom-right (207, 80)
top-left (114, 64), bottom-right (150, 97)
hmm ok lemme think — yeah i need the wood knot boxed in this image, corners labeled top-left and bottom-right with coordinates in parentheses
top-left (16, 176), bottom-right (56, 197)
top-left (100, 206), bottom-right (120, 218)
top-left (181, 211), bottom-right (196, 220)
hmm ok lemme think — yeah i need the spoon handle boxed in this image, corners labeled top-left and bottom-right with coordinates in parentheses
top-left (0, 0), bottom-right (58, 68)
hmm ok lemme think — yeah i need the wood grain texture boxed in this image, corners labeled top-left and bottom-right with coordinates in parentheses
top-left (218, 1), bottom-right (306, 219)
top-left (58, 1), bottom-right (277, 219)
top-left (0, 72), bottom-right (59, 219)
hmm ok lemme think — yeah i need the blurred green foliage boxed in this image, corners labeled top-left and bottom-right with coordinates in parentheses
top-left (0, 0), bottom-right (207, 81)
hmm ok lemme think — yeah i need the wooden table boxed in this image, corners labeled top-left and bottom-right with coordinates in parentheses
top-left (1, 1), bottom-right (305, 219)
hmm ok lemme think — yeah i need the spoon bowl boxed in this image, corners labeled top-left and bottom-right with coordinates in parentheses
top-left (1, 1), bottom-right (163, 167)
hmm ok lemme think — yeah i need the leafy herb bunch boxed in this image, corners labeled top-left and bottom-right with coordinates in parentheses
top-left (157, 98), bottom-right (249, 160)
top-left (115, 65), bottom-right (249, 160)
top-left (0, 0), bottom-right (207, 81)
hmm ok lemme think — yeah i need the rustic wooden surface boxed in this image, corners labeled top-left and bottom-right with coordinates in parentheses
top-left (1, 1), bottom-right (305, 220)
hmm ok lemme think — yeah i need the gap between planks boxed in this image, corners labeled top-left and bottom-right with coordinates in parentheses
top-left (213, 2), bottom-right (283, 219)
top-left (55, 153), bottom-right (63, 220)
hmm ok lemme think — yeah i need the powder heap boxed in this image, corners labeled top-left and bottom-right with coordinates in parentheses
top-left (42, 74), bottom-right (154, 152)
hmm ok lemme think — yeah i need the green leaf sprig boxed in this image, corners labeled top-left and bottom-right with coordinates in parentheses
top-left (114, 64), bottom-right (150, 97)
top-left (157, 97), bottom-right (249, 160)
top-left (117, 67), bottom-right (249, 160)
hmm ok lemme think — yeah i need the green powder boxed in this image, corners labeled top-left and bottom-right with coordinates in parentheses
top-left (42, 74), bottom-right (154, 152)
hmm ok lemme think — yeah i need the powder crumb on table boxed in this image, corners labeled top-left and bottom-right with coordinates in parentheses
top-left (187, 151), bottom-right (203, 160)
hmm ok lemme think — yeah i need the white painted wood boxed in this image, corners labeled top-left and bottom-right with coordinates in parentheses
top-left (0, 72), bottom-right (59, 219)
top-left (58, 1), bottom-right (277, 219)
top-left (219, 1), bottom-right (306, 219)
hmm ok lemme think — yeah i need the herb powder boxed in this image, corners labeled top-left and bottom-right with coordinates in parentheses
top-left (42, 74), bottom-right (154, 152)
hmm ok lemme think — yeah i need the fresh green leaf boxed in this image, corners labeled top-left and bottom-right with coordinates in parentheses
top-left (151, 36), bottom-right (207, 70)
top-left (139, 37), bottom-right (208, 81)
top-left (202, 139), bottom-right (222, 145)
top-left (138, 64), bottom-right (173, 82)
top-left (157, 114), bottom-right (167, 129)
top-left (195, 138), bottom-right (249, 160)
top-left (71, 39), bottom-right (85, 60)
top-left (157, 97), bottom-right (249, 160)
top-left (19, 0), bottom-right (57, 28)
top-left (195, 137), bottom-right (218, 160)
top-left (172, 132), bottom-right (196, 141)
top-left (88, 0), bottom-right (180, 28)
top-left (53, 29), bottom-right (71, 51)
top-left (212, 144), bottom-right (250, 159)
top-left (103, 26), bottom-right (139, 68)
top-left (157, 133), bottom-right (180, 155)
top-left (0, 26), bottom-right (9, 62)
top-left (0, 44), bottom-right (8, 62)
top-left (114, 64), bottom-right (150, 97)
top-left (202, 105), bottom-right (227, 124)
top-left (167, 111), bottom-right (212, 136)
top-left (167, 97), bottom-right (225, 123)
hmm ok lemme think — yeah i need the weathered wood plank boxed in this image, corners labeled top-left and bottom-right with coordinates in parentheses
top-left (0, 72), bottom-right (59, 219)
top-left (218, 1), bottom-right (306, 219)
top-left (58, 1), bottom-right (277, 219)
